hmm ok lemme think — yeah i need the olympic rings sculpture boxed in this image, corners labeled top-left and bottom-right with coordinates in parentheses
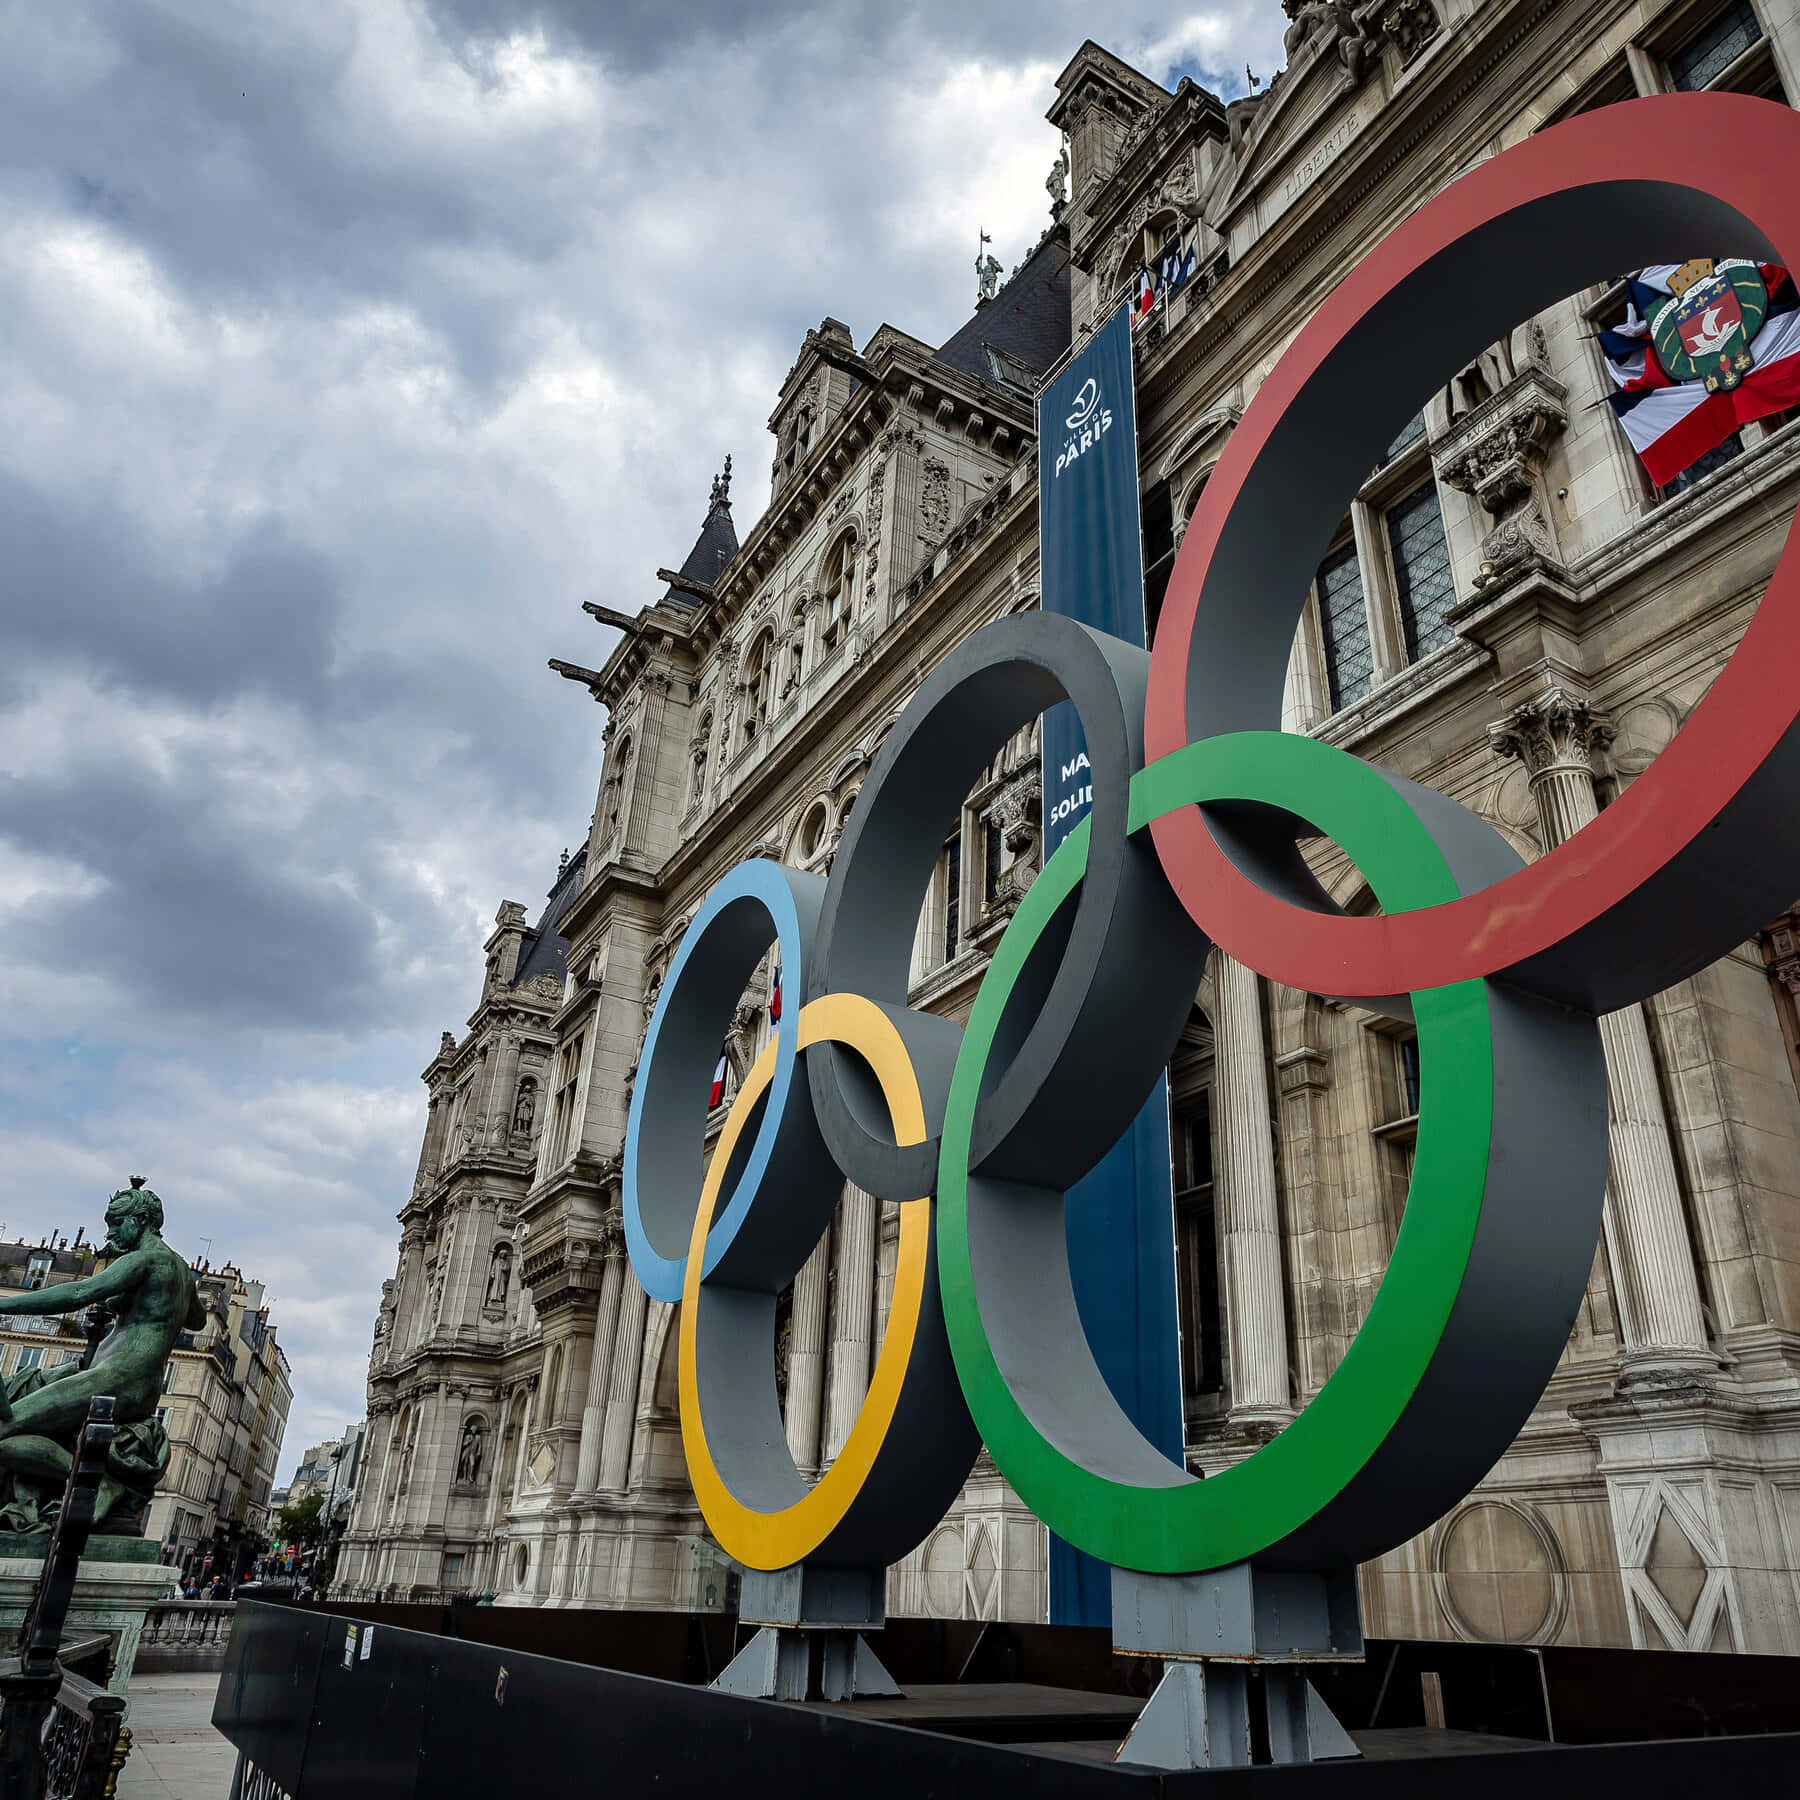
top-left (622, 93), bottom-right (1800, 1577)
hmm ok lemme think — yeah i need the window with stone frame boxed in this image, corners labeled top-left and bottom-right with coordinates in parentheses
top-left (982, 815), bottom-right (1005, 907)
top-left (1297, 414), bottom-right (1461, 722)
top-left (941, 833), bottom-right (962, 965)
top-left (1168, 1004), bottom-right (1223, 1431)
top-left (1369, 1021), bottom-right (1421, 1243)
top-left (912, 823), bottom-right (968, 980)
top-left (549, 1033), bottom-right (586, 1167)
top-left (819, 530), bottom-right (858, 655)
top-left (1660, 0), bottom-right (1787, 100)
top-left (1315, 540), bottom-right (1373, 713)
top-left (1385, 483), bottom-right (1456, 661)
top-left (741, 632), bottom-right (775, 743)
top-left (1173, 1092), bottom-right (1223, 1413)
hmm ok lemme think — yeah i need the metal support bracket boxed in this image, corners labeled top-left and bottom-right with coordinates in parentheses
top-left (1110, 1562), bottom-right (1363, 1770)
top-left (712, 1565), bottom-right (901, 1703)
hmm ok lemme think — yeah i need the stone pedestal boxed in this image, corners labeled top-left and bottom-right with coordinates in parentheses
top-left (0, 1535), bottom-right (177, 1694)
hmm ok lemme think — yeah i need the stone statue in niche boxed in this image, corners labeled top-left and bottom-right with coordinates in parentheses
top-left (0, 1178), bottom-right (200, 1535)
top-left (456, 1419), bottom-right (485, 1484)
top-left (512, 1079), bottom-right (537, 1138)
top-left (485, 1246), bottom-right (512, 1309)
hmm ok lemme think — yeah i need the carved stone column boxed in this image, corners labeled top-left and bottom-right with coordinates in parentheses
top-left (487, 1032), bottom-right (523, 1147)
top-left (783, 1234), bottom-right (832, 1476)
top-left (1212, 950), bottom-right (1291, 1421)
top-left (1488, 689), bottom-right (1712, 1365)
top-left (824, 1184), bottom-right (878, 1460)
top-left (415, 1095), bottom-right (448, 1192)
top-left (573, 1219), bottom-right (626, 1496)
top-left (598, 1272), bottom-right (650, 1492)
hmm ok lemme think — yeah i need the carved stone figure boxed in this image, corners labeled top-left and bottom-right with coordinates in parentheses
top-left (512, 1078), bottom-right (537, 1138)
top-left (1046, 144), bottom-right (1069, 212)
top-left (1283, 0), bottom-right (1378, 82)
top-left (456, 1418), bottom-right (485, 1484)
top-left (485, 1245), bottom-right (512, 1309)
top-left (0, 1179), bottom-right (200, 1534)
top-left (975, 232), bottom-right (1003, 304)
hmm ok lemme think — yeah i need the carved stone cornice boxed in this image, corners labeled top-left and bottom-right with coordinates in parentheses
top-left (1439, 370), bottom-right (1567, 518)
top-left (1486, 687), bottom-right (1614, 781)
top-left (1763, 912), bottom-right (1800, 998)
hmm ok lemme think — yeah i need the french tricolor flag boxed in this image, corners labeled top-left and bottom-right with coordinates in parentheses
top-left (769, 964), bottom-right (782, 1024)
top-left (708, 1051), bottom-right (727, 1109)
top-left (1601, 264), bottom-right (1800, 487)
top-left (1133, 268), bottom-right (1156, 323)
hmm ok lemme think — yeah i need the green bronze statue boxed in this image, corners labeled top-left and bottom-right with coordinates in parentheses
top-left (0, 1179), bottom-right (202, 1535)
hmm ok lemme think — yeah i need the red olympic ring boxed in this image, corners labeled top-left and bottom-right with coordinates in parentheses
top-left (1146, 94), bottom-right (1800, 1012)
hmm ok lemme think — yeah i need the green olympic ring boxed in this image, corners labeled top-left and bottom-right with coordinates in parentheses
top-left (937, 731), bottom-right (1500, 1573)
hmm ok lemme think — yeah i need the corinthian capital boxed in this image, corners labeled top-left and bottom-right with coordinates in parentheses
top-left (1487, 687), bottom-right (1614, 778)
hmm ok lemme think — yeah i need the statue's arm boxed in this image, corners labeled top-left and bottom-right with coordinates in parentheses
top-left (1, 1255), bottom-right (138, 1315)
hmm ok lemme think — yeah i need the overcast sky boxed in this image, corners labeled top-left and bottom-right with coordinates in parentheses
top-left (0, 2), bottom-right (1281, 1481)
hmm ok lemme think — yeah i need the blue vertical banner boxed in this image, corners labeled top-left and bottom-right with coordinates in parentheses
top-left (1036, 304), bottom-right (1186, 1627)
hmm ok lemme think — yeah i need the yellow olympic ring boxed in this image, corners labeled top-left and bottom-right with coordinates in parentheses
top-left (678, 993), bottom-right (932, 1569)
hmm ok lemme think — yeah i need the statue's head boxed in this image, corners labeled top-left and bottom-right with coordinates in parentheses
top-left (104, 1176), bottom-right (165, 1253)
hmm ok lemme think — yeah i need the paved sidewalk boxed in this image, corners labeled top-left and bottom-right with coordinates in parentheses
top-left (116, 1672), bottom-right (237, 1799)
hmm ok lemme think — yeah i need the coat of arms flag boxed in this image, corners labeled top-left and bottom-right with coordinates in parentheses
top-left (1598, 256), bottom-right (1800, 485)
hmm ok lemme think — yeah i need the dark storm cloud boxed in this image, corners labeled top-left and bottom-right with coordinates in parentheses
top-left (0, 747), bottom-right (384, 1032)
top-left (0, 471), bottom-right (343, 712)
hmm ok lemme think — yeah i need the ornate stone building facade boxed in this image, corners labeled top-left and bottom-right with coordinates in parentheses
top-left (341, 0), bottom-right (1800, 1655)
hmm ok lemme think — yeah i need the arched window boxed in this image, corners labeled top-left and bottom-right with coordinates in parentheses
top-left (820, 532), bottom-right (858, 654)
top-left (795, 799), bottom-right (830, 864)
top-left (601, 736), bottom-right (631, 845)
top-left (742, 632), bottom-right (775, 742)
top-left (485, 1244), bottom-right (512, 1311)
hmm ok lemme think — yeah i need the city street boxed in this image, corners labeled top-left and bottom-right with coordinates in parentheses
top-left (116, 1674), bottom-right (236, 1800)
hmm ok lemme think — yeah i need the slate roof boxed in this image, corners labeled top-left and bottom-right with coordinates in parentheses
top-left (0, 1242), bottom-right (91, 1279)
top-left (661, 490), bottom-right (739, 607)
top-left (931, 228), bottom-right (1072, 393)
top-left (511, 845), bottom-right (589, 990)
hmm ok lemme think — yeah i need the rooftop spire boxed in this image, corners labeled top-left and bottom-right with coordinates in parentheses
top-left (709, 455), bottom-right (733, 512)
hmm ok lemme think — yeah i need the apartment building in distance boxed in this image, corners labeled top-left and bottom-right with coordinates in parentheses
top-left (146, 1261), bottom-right (293, 1583)
top-left (0, 1234), bottom-right (101, 1400)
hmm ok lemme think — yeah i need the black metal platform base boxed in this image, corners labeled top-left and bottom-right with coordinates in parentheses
top-left (214, 1603), bottom-right (1800, 1797)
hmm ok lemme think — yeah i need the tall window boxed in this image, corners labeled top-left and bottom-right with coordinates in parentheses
top-left (983, 817), bottom-right (1004, 906)
top-left (1658, 0), bottom-right (1788, 100)
top-left (742, 634), bottom-right (774, 743)
top-left (942, 835), bottom-right (962, 965)
top-left (820, 533), bottom-right (858, 655)
top-left (1316, 544), bottom-right (1373, 711)
top-left (1386, 485), bottom-right (1456, 660)
top-left (550, 1034), bottom-right (585, 1166)
top-left (1670, 1), bottom-right (1763, 89)
top-left (1173, 1096), bottom-right (1222, 1409)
